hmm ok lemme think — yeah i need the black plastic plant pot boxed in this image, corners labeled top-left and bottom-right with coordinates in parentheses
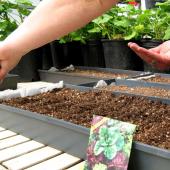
top-left (0, 74), bottom-right (20, 90)
top-left (115, 73), bottom-right (170, 90)
top-left (0, 85), bottom-right (169, 170)
top-left (50, 41), bottom-right (84, 69)
top-left (139, 39), bottom-right (163, 49)
top-left (102, 39), bottom-right (144, 71)
top-left (41, 44), bottom-right (53, 70)
top-left (10, 49), bottom-right (42, 82)
top-left (51, 41), bottom-right (74, 69)
top-left (63, 41), bottom-right (84, 67)
top-left (38, 66), bottom-right (143, 85)
top-left (50, 41), bottom-right (65, 69)
top-left (145, 0), bottom-right (156, 9)
top-left (81, 40), bottom-right (105, 67)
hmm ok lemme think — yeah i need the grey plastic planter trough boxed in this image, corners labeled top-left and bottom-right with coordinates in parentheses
top-left (0, 74), bottom-right (20, 90)
top-left (79, 80), bottom-right (170, 104)
top-left (38, 66), bottom-right (143, 85)
top-left (115, 73), bottom-right (170, 90)
top-left (0, 85), bottom-right (169, 170)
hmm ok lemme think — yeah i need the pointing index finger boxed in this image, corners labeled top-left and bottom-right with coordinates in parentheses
top-left (128, 42), bottom-right (165, 63)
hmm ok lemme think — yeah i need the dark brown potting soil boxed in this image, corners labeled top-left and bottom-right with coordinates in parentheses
top-left (64, 69), bottom-right (129, 79)
top-left (101, 85), bottom-right (170, 99)
top-left (1, 88), bottom-right (170, 150)
top-left (145, 75), bottom-right (170, 83)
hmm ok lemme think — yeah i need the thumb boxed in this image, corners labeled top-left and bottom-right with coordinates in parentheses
top-left (149, 46), bottom-right (161, 53)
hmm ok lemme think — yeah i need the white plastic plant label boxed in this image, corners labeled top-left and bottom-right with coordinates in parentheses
top-left (94, 80), bottom-right (108, 89)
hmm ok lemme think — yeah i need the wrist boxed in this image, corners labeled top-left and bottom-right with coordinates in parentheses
top-left (1, 40), bottom-right (27, 60)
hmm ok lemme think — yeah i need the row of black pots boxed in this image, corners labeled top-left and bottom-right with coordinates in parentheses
top-left (10, 39), bottom-right (166, 82)
top-left (9, 41), bottom-right (105, 82)
top-left (50, 40), bottom-right (105, 69)
top-left (48, 39), bottom-right (164, 72)
top-left (45, 39), bottom-right (143, 71)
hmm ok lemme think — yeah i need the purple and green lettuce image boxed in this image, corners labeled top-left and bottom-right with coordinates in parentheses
top-left (85, 115), bottom-right (136, 170)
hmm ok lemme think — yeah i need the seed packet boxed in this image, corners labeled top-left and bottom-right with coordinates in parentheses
top-left (84, 115), bottom-right (136, 170)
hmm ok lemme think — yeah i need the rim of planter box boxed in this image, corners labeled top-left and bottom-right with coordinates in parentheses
top-left (39, 66), bottom-right (143, 78)
top-left (115, 73), bottom-right (170, 90)
top-left (78, 80), bottom-right (170, 104)
top-left (6, 74), bottom-right (19, 78)
top-left (101, 39), bottom-right (134, 43)
top-left (39, 67), bottom-right (145, 85)
top-left (113, 90), bottom-right (170, 105)
top-left (0, 74), bottom-right (20, 90)
top-left (38, 67), bottom-right (147, 87)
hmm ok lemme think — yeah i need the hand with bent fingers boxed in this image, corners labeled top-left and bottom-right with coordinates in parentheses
top-left (128, 41), bottom-right (170, 70)
top-left (0, 42), bottom-right (22, 81)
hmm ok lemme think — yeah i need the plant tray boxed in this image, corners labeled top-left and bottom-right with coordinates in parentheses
top-left (38, 66), bottom-right (143, 85)
top-left (0, 85), bottom-right (169, 170)
top-left (79, 82), bottom-right (170, 104)
top-left (116, 73), bottom-right (170, 90)
top-left (113, 90), bottom-right (170, 105)
top-left (0, 74), bottom-right (20, 90)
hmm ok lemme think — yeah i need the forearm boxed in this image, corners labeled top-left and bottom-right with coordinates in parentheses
top-left (4, 0), bottom-right (117, 56)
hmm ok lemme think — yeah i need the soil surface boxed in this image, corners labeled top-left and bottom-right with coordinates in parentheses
top-left (63, 69), bottom-right (129, 79)
top-left (102, 85), bottom-right (170, 99)
top-left (145, 75), bottom-right (170, 83)
top-left (1, 88), bottom-right (170, 150)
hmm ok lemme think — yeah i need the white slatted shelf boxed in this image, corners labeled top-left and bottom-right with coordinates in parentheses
top-left (0, 127), bottom-right (85, 170)
top-left (0, 105), bottom-right (87, 169)
top-left (25, 153), bottom-right (81, 170)
top-left (0, 127), bottom-right (5, 132)
top-left (0, 165), bottom-right (7, 170)
top-left (0, 130), bottom-right (16, 140)
top-left (67, 161), bottom-right (85, 170)
top-left (0, 141), bottom-right (44, 163)
top-left (3, 146), bottom-right (62, 170)
top-left (0, 134), bottom-right (85, 170)
top-left (0, 135), bottom-right (30, 150)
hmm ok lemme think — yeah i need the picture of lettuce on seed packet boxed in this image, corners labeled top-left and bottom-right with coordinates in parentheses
top-left (84, 115), bottom-right (136, 170)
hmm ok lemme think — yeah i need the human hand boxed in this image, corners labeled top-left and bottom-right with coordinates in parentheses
top-left (0, 42), bottom-right (22, 80)
top-left (128, 41), bottom-right (170, 70)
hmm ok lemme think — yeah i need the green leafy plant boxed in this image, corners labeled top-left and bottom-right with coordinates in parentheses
top-left (59, 21), bottom-right (103, 44)
top-left (121, 0), bottom-right (170, 40)
top-left (88, 4), bottom-right (142, 40)
top-left (59, 28), bottom-right (86, 44)
top-left (131, 6), bottom-right (170, 40)
top-left (156, 0), bottom-right (170, 40)
top-left (93, 163), bottom-right (107, 170)
top-left (94, 125), bottom-right (125, 160)
top-left (60, 0), bottom-right (170, 43)
top-left (0, 0), bottom-right (33, 40)
top-left (156, 0), bottom-right (170, 12)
